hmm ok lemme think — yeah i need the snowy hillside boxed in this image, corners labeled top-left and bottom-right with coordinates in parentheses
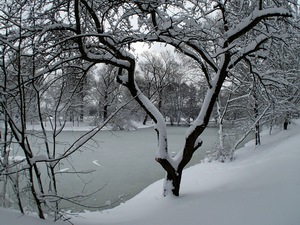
top-left (1, 121), bottom-right (300, 225)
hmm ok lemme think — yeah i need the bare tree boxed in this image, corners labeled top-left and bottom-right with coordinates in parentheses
top-left (138, 51), bottom-right (185, 123)
top-left (0, 0), bottom-right (127, 219)
top-left (48, 0), bottom-right (293, 197)
top-left (88, 65), bottom-right (121, 123)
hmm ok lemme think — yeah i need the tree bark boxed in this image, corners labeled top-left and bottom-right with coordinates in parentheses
top-left (155, 158), bottom-right (182, 196)
top-left (143, 114), bottom-right (148, 125)
top-left (283, 120), bottom-right (288, 130)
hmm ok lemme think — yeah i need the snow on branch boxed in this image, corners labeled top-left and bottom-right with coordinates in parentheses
top-left (86, 52), bottom-right (131, 68)
top-left (29, 155), bottom-right (48, 165)
top-left (228, 34), bottom-right (269, 69)
top-left (232, 103), bottom-right (271, 151)
top-left (225, 8), bottom-right (291, 44)
top-left (133, 84), bottom-right (170, 160)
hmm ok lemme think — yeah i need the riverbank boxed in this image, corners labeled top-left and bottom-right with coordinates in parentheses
top-left (1, 120), bottom-right (300, 225)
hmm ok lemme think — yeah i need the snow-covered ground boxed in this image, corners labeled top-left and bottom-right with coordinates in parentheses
top-left (1, 121), bottom-right (300, 225)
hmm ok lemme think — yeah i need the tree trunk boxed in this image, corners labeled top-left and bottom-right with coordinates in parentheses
top-left (283, 120), bottom-right (288, 130)
top-left (80, 89), bottom-right (84, 122)
top-left (80, 106), bottom-right (84, 122)
top-left (255, 123), bottom-right (261, 145)
top-left (166, 172), bottom-right (182, 196)
top-left (170, 116), bottom-right (174, 126)
top-left (28, 166), bottom-right (45, 219)
top-left (217, 98), bottom-right (224, 152)
top-left (156, 158), bottom-right (182, 196)
top-left (284, 113), bottom-right (290, 130)
top-left (143, 114), bottom-right (148, 125)
top-left (176, 112), bottom-right (181, 126)
top-left (103, 104), bottom-right (108, 121)
top-left (10, 175), bottom-right (24, 214)
top-left (253, 80), bottom-right (261, 146)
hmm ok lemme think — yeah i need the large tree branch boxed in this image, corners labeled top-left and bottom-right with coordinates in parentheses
top-left (225, 8), bottom-right (291, 45)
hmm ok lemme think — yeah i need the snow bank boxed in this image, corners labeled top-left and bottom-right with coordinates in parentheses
top-left (0, 208), bottom-right (66, 225)
top-left (73, 121), bottom-right (300, 225)
top-left (1, 121), bottom-right (300, 225)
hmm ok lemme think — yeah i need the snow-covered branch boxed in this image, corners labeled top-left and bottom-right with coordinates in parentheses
top-left (232, 104), bottom-right (271, 151)
top-left (225, 8), bottom-right (291, 44)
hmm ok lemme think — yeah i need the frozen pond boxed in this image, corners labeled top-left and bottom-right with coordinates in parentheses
top-left (53, 126), bottom-right (219, 211)
top-left (8, 126), bottom-right (252, 212)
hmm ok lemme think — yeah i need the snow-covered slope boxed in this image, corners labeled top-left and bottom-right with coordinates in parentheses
top-left (1, 121), bottom-right (300, 225)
